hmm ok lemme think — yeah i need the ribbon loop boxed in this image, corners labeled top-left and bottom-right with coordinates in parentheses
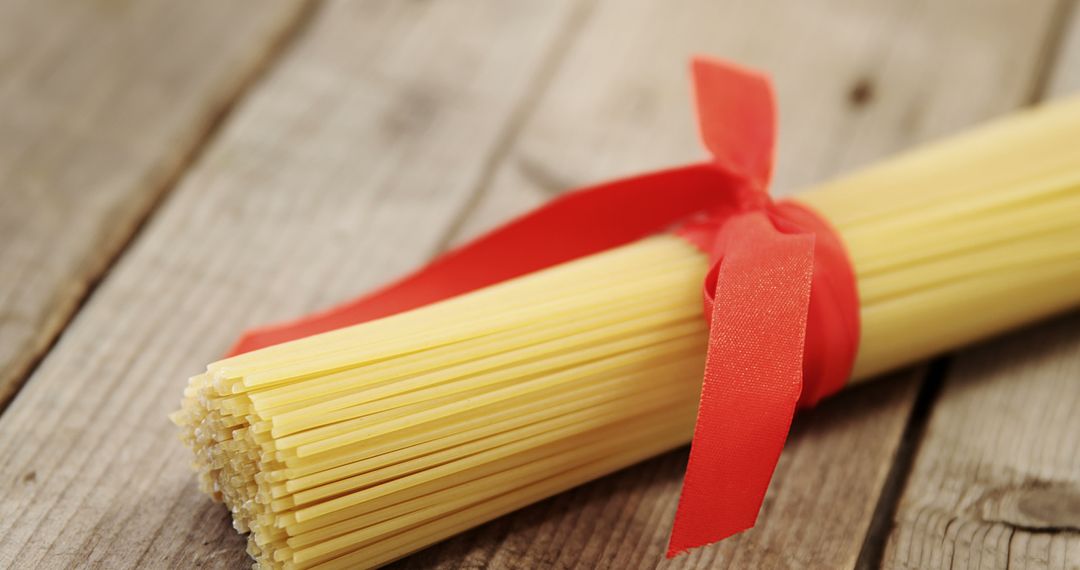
top-left (692, 56), bottom-right (776, 189)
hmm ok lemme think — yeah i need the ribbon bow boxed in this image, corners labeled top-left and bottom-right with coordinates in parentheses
top-left (229, 56), bottom-right (860, 556)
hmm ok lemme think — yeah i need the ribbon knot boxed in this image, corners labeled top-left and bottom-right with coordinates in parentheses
top-left (228, 56), bottom-right (860, 558)
top-left (667, 71), bottom-right (858, 545)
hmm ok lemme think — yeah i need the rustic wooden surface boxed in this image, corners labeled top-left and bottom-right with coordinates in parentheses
top-left (0, 0), bottom-right (578, 567)
top-left (0, 0), bottom-right (1076, 569)
top-left (0, 0), bottom-right (311, 409)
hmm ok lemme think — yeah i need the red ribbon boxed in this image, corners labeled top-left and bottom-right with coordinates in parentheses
top-left (228, 56), bottom-right (859, 557)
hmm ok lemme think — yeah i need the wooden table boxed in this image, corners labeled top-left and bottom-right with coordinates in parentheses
top-left (1, 1), bottom-right (1078, 568)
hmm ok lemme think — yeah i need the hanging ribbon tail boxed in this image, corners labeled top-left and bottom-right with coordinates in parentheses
top-left (667, 211), bottom-right (816, 557)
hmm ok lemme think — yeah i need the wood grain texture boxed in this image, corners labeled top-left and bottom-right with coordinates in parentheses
top-left (0, 0), bottom-right (310, 409)
top-left (420, 0), bottom-right (1068, 568)
top-left (0, 0), bottom-right (580, 567)
top-left (882, 8), bottom-right (1080, 568)
top-left (882, 315), bottom-right (1080, 570)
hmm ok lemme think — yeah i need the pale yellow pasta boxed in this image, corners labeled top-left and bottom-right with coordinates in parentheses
top-left (173, 95), bottom-right (1080, 569)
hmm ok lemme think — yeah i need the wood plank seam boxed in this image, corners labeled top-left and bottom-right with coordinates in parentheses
top-left (1024, 0), bottom-right (1078, 103)
top-left (0, 0), bottom-right (322, 415)
top-left (855, 358), bottom-right (950, 570)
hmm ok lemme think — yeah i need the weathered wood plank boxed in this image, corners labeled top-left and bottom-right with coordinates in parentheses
top-left (0, 1), bottom-right (581, 568)
top-left (882, 8), bottom-right (1080, 568)
top-left (402, 0), bottom-right (1066, 568)
top-left (0, 0), bottom-right (311, 409)
top-left (883, 315), bottom-right (1080, 570)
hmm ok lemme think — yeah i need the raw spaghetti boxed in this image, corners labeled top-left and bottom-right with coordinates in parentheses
top-left (173, 94), bottom-right (1080, 569)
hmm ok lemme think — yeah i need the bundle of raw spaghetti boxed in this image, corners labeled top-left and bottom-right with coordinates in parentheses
top-left (172, 71), bottom-right (1080, 568)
